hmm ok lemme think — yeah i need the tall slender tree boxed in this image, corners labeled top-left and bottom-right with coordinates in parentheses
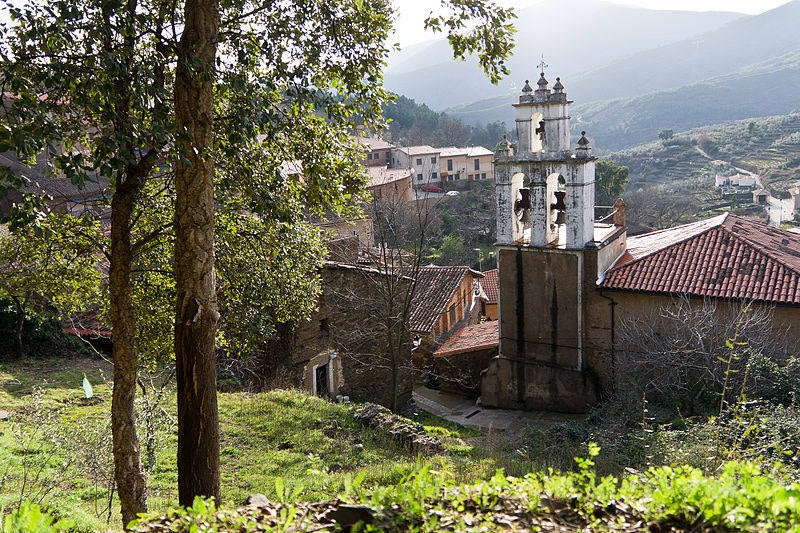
top-left (173, 0), bottom-right (221, 504)
top-left (0, 0), bottom-right (174, 522)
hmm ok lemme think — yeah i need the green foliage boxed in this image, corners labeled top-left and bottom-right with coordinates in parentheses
top-left (0, 502), bottom-right (74, 533)
top-left (9, 357), bottom-right (800, 531)
top-left (0, 213), bottom-right (102, 318)
top-left (428, 234), bottom-right (469, 265)
top-left (0, 301), bottom-right (88, 359)
top-left (134, 458), bottom-right (800, 531)
top-left (383, 95), bottom-right (510, 148)
top-left (658, 129), bottom-right (674, 141)
top-left (595, 160), bottom-right (630, 205)
top-left (423, 1), bottom-right (516, 86)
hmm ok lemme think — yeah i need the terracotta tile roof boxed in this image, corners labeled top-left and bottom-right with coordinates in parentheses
top-left (482, 269), bottom-right (499, 304)
top-left (357, 136), bottom-right (395, 151)
top-left (601, 213), bottom-right (800, 304)
top-left (433, 320), bottom-right (499, 358)
top-left (397, 145), bottom-right (438, 156)
top-left (64, 310), bottom-right (112, 339)
top-left (409, 265), bottom-right (483, 333)
top-left (366, 166), bottom-right (413, 188)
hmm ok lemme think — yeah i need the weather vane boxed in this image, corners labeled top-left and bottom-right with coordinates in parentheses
top-left (537, 54), bottom-right (548, 74)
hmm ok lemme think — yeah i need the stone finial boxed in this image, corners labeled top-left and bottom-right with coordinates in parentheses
top-left (613, 198), bottom-right (627, 227)
top-left (519, 79), bottom-right (534, 103)
top-left (551, 77), bottom-right (567, 102)
top-left (576, 131), bottom-right (591, 157)
top-left (537, 71), bottom-right (548, 88)
top-left (496, 134), bottom-right (514, 157)
top-left (534, 71), bottom-right (550, 101)
top-left (522, 79), bottom-right (533, 94)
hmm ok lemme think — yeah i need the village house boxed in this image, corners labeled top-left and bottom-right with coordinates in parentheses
top-left (480, 268), bottom-right (499, 320)
top-left (751, 188), bottom-right (796, 226)
top-left (392, 145), bottom-right (441, 188)
top-left (431, 320), bottom-right (498, 394)
top-left (365, 165), bottom-right (414, 202)
top-left (359, 136), bottom-right (395, 167)
top-left (715, 172), bottom-right (756, 190)
top-left (438, 146), bottom-right (495, 183)
top-left (263, 257), bottom-right (414, 410)
top-left (408, 265), bottom-right (485, 363)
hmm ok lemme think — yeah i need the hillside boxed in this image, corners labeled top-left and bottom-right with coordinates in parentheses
top-left (445, 1), bottom-right (800, 150)
top-left (576, 54), bottom-right (800, 151)
top-left (608, 112), bottom-right (800, 229)
top-left (9, 359), bottom-right (800, 532)
top-left (385, 0), bottom-right (741, 110)
top-left (614, 112), bottom-right (800, 192)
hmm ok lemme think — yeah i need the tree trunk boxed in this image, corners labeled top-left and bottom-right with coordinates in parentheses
top-left (109, 183), bottom-right (148, 526)
top-left (174, 0), bottom-right (221, 506)
top-left (11, 296), bottom-right (24, 358)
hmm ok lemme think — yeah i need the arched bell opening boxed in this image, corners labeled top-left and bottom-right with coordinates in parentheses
top-left (512, 172), bottom-right (530, 225)
top-left (545, 173), bottom-right (566, 244)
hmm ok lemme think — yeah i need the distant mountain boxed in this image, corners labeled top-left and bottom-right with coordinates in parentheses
top-left (384, 0), bottom-right (742, 110)
top-left (569, 0), bottom-right (800, 103)
top-left (575, 53), bottom-right (800, 151)
top-left (445, 1), bottom-right (800, 150)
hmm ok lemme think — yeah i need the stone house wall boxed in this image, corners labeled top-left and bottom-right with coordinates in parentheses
top-left (273, 263), bottom-right (414, 410)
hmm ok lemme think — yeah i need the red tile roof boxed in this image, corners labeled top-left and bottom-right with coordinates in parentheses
top-left (409, 265), bottom-right (483, 333)
top-left (601, 213), bottom-right (800, 305)
top-left (481, 269), bottom-right (499, 304)
top-left (64, 310), bottom-right (112, 339)
top-left (433, 320), bottom-right (499, 358)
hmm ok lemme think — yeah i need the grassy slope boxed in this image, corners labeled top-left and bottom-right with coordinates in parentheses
top-left (6, 357), bottom-right (800, 531)
top-left (0, 357), bottom-right (503, 531)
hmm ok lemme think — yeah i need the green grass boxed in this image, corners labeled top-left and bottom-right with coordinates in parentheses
top-left (7, 356), bottom-right (800, 531)
top-left (0, 357), bottom-right (511, 531)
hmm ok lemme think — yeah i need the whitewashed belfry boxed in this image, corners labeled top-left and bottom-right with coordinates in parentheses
top-left (496, 71), bottom-right (596, 249)
top-left (485, 70), bottom-right (628, 412)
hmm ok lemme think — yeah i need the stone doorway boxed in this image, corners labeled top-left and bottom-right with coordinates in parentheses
top-left (315, 363), bottom-right (330, 397)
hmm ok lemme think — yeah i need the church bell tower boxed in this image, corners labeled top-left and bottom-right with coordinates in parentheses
top-left (484, 69), bottom-right (624, 412)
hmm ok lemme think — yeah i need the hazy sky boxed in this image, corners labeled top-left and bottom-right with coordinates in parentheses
top-left (389, 0), bottom-right (793, 47)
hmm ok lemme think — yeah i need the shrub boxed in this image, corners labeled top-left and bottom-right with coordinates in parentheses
top-left (1, 502), bottom-right (74, 533)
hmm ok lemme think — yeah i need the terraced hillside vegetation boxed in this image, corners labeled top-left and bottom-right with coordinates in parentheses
top-left (610, 112), bottom-right (800, 229)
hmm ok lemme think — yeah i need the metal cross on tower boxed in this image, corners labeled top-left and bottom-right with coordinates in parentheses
top-left (537, 54), bottom-right (548, 74)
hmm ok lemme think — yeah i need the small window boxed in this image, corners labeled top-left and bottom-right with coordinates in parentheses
top-left (416, 158), bottom-right (422, 165)
top-left (417, 174), bottom-right (423, 181)
top-left (431, 157), bottom-right (437, 164)
top-left (474, 158), bottom-right (480, 170)
top-left (448, 304), bottom-right (456, 325)
top-left (366, 153), bottom-right (372, 160)
top-left (481, 173), bottom-right (486, 180)
top-left (432, 172), bottom-right (438, 179)
top-left (447, 159), bottom-right (453, 171)
top-left (385, 151), bottom-right (391, 159)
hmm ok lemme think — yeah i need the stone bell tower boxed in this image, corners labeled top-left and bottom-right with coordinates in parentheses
top-left (485, 70), bottom-right (627, 412)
